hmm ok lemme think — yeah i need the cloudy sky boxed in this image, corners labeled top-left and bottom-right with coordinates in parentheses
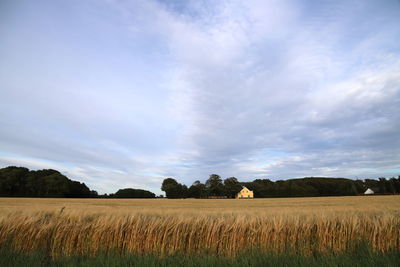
top-left (1, 0), bottom-right (399, 194)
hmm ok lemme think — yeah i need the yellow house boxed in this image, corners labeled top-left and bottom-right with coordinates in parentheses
top-left (236, 186), bottom-right (254, 199)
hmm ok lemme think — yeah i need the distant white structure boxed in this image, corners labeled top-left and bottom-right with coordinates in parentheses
top-left (364, 188), bottom-right (374, 195)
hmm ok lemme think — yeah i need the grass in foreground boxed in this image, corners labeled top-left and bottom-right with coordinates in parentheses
top-left (1, 248), bottom-right (399, 267)
top-left (0, 196), bottom-right (399, 263)
top-left (0, 211), bottom-right (399, 257)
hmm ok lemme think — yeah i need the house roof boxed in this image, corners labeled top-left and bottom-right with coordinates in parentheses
top-left (240, 186), bottom-right (252, 191)
top-left (364, 188), bottom-right (374, 195)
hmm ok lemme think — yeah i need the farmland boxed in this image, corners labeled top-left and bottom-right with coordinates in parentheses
top-left (0, 196), bottom-right (399, 266)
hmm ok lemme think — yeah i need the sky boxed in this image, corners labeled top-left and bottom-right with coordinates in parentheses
top-left (1, 0), bottom-right (399, 195)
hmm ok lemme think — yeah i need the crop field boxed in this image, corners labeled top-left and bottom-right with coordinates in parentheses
top-left (0, 196), bottom-right (399, 266)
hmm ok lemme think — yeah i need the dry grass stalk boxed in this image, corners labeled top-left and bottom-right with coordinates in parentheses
top-left (0, 196), bottom-right (399, 258)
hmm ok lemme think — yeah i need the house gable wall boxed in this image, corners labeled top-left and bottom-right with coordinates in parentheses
top-left (236, 187), bottom-right (254, 199)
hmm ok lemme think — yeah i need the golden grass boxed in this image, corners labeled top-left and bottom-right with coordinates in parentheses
top-left (0, 196), bottom-right (399, 257)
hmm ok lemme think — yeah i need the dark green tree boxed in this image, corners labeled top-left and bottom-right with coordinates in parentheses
top-left (378, 178), bottom-right (387, 194)
top-left (161, 178), bottom-right (187, 198)
top-left (223, 177), bottom-right (242, 198)
top-left (0, 166), bottom-right (96, 198)
top-left (114, 188), bottom-right (155, 198)
top-left (250, 179), bottom-right (276, 197)
top-left (188, 180), bottom-right (206, 198)
top-left (205, 174), bottom-right (225, 197)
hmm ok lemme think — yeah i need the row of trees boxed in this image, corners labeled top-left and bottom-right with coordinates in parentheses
top-left (0, 166), bottom-right (97, 197)
top-left (161, 174), bottom-right (243, 199)
top-left (2, 166), bottom-right (398, 199)
top-left (0, 166), bottom-right (156, 198)
top-left (161, 174), bottom-right (400, 198)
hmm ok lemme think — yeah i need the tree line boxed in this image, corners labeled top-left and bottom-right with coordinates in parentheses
top-left (161, 174), bottom-right (400, 198)
top-left (2, 166), bottom-right (399, 199)
top-left (0, 166), bottom-right (155, 198)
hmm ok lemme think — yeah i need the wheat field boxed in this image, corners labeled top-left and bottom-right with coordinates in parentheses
top-left (0, 196), bottom-right (399, 258)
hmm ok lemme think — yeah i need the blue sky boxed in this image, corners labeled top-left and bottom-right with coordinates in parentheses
top-left (1, 0), bottom-right (399, 194)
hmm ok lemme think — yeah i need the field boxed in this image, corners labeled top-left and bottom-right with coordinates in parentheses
top-left (0, 196), bottom-right (399, 266)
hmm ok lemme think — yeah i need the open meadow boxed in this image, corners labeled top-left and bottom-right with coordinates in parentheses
top-left (0, 196), bottom-right (399, 266)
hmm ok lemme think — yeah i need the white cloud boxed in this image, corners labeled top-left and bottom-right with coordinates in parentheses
top-left (0, 0), bottom-right (399, 193)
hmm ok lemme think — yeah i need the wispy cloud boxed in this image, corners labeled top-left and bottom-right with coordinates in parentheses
top-left (1, 0), bottom-right (399, 194)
